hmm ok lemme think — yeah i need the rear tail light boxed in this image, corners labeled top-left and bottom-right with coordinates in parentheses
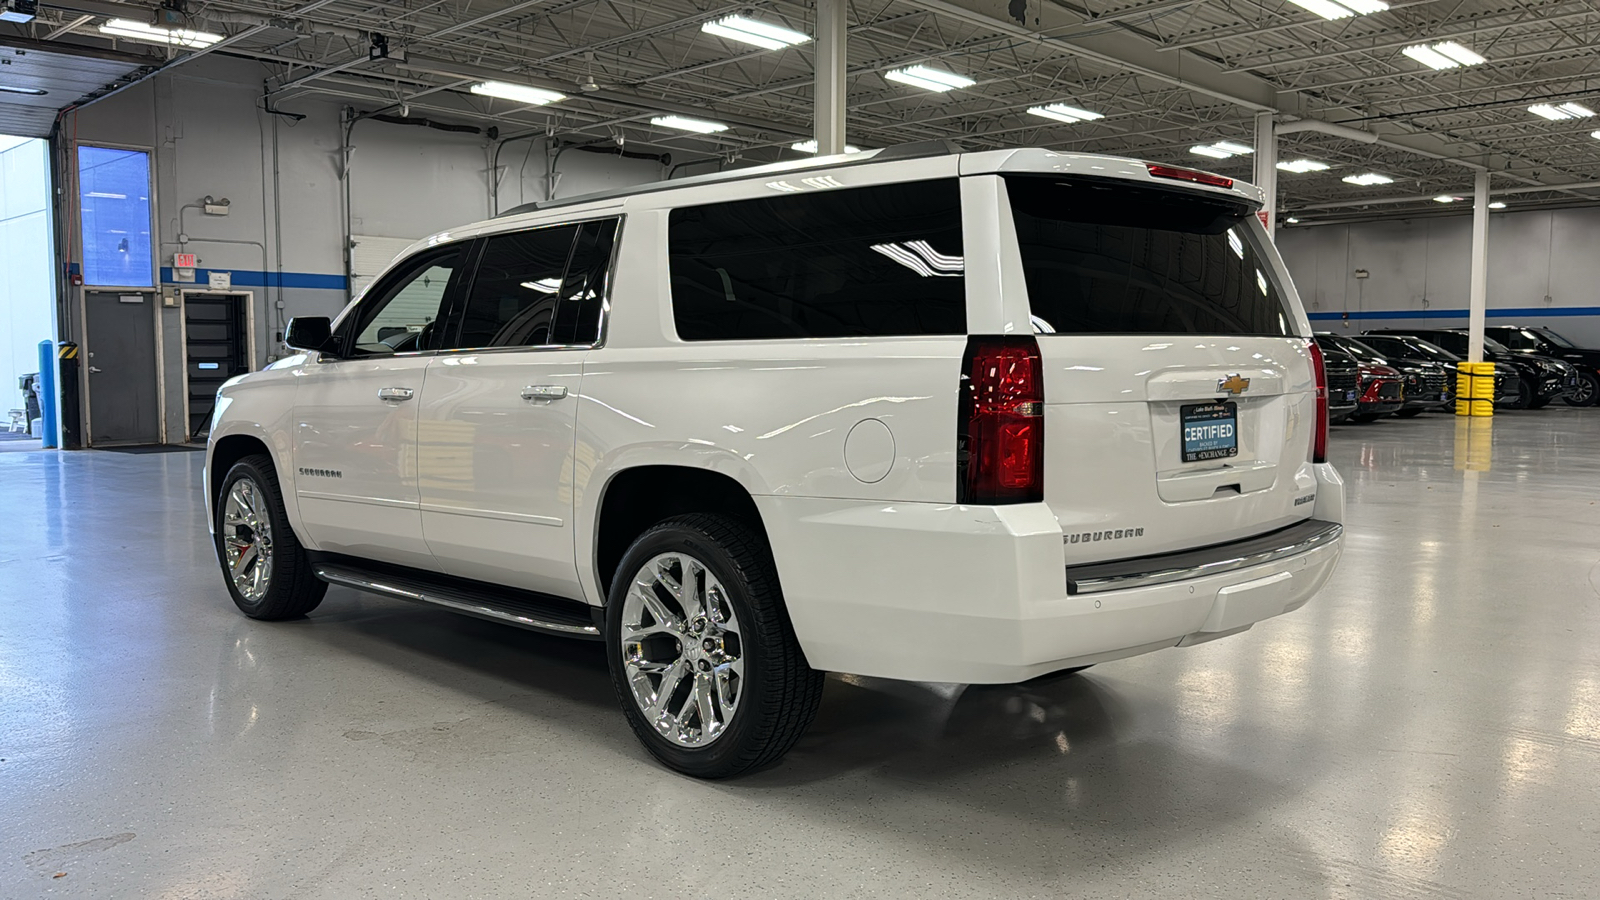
top-left (1146, 164), bottom-right (1235, 189)
top-left (1307, 339), bottom-right (1328, 464)
top-left (959, 336), bottom-right (1044, 504)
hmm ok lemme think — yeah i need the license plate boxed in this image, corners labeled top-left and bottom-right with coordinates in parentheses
top-left (1181, 402), bottom-right (1239, 463)
top-left (1345, 390), bottom-right (1358, 402)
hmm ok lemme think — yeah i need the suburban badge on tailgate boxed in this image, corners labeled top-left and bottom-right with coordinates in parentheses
top-left (1218, 374), bottom-right (1251, 395)
top-left (1065, 528), bottom-right (1145, 545)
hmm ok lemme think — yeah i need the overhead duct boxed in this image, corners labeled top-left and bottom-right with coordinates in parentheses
top-left (1275, 119), bottom-right (1381, 145)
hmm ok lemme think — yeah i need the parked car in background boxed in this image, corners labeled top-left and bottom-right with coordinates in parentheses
top-left (1359, 333), bottom-right (1520, 406)
top-left (1315, 336), bottom-right (1402, 423)
top-left (1317, 333), bottom-right (1453, 417)
top-left (1479, 326), bottom-right (1600, 407)
top-left (1318, 343), bottom-right (1361, 424)
top-left (1364, 328), bottom-right (1574, 409)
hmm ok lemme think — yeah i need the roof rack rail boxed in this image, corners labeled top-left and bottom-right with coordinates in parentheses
top-left (495, 139), bottom-right (964, 218)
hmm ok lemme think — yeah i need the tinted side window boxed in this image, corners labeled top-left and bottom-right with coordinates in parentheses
top-left (1006, 175), bottom-right (1292, 337)
top-left (346, 246), bottom-right (466, 356)
top-left (448, 225), bottom-right (580, 349)
top-left (668, 180), bottom-right (966, 340)
top-left (550, 219), bottom-right (618, 346)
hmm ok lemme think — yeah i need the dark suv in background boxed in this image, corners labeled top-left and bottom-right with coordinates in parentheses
top-left (1318, 334), bottom-right (1454, 418)
top-left (1364, 328), bottom-right (1575, 409)
top-left (1357, 333), bottom-right (1521, 408)
top-left (1480, 326), bottom-right (1600, 407)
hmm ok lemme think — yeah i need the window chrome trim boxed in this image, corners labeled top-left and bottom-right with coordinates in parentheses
top-left (1065, 519), bottom-right (1342, 595)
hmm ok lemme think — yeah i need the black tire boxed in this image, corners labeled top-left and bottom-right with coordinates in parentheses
top-left (1529, 397), bottom-right (1551, 410)
top-left (1504, 377), bottom-right (1534, 410)
top-left (1565, 373), bottom-right (1600, 408)
top-left (215, 454), bottom-right (327, 620)
top-left (604, 513), bottom-right (824, 778)
top-left (1394, 408), bottom-right (1425, 418)
top-left (1350, 413), bottom-right (1380, 424)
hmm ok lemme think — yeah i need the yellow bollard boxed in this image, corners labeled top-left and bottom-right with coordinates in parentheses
top-left (1456, 362), bottom-right (1495, 417)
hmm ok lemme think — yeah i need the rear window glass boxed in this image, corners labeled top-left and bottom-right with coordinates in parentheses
top-left (668, 180), bottom-right (965, 340)
top-left (1004, 175), bottom-right (1293, 337)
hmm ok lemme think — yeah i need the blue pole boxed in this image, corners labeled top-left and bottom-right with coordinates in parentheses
top-left (37, 340), bottom-right (57, 449)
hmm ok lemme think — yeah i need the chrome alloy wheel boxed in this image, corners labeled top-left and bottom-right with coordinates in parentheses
top-left (619, 552), bottom-right (745, 748)
top-left (222, 478), bottom-right (274, 603)
top-left (1573, 375), bottom-right (1596, 406)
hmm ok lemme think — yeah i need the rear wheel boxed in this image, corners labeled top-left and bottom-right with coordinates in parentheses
top-left (605, 514), bottom-right (824, 778)
top-left (1564, 372), bottom-right (1599, 407)
top-left (215, 455), bottom-right (326, 619)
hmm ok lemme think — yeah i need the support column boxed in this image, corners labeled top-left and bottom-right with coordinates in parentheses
top-left (1253, 111), bottom-right (1277, 234)
top-left (815, 0), bottom-right (846, 154)
top-left (1467, 170), bottom-right (1490, 363)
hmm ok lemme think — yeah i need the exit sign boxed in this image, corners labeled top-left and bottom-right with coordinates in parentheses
top-left (174, 253), bottom-right (196, 268)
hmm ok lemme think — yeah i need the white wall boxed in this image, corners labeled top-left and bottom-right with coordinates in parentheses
top-left (62, 55), bottom-right (665, 441)
top-left (0, 136), bottom-right (55, 416)
top-left (1277, 206), bottom-right (1600, 347)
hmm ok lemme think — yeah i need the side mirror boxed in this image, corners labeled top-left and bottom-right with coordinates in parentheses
top-left (284, 316), bottom-right (336, 355)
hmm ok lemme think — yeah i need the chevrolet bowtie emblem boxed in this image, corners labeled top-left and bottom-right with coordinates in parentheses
top-left (1218, 374), bottom-right (1251, 395)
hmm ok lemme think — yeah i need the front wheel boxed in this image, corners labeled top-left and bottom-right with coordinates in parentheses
top-left (1564, 372), bottom-right (1599, 407)
top-left (1504, 378), bottom-right (1534, 409)
top-left (605, 514), bottom-right (824, 778)
top-left (215, 455), bottom-right (326, 619)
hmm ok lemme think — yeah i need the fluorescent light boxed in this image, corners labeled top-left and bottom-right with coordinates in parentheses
top-left (1433, 195), bottom-right (1459, 203)
top-left (1189, 145), bottom-right (1233, 159)
top-left (1027, 103), bottom-right (1104, 124)
top-left (1403, 45), bottom-right (1460, 70)
top-left (1277, 159), bottom-right (1330, 173)
top-left (1338, 0), bottom-right (1389, 12)
top-left (701, 15), bottom-right (809, 51)
top-left (870, 241), bottom-right (964, 278)
top-left (1286, 217), bottom-right (1301, 224)
top-left (85, 191), bottom-right (127, 199)
top-left (470, 81), bottom-right (565, 105)
top-left (1212, 141), bottom-right (1255, 155)
top-left (99, 18), bottom-right (221, 49)
top-left (791, 140), bottom-right (861, 154)
top-left (885, 65), bottom-right (974, 92)
top-left (0, 0), bottom-right (35, 24)
top-left (1529, 103), bottom-right (1595, 120)
top-left (1434, 41), bottom-right (1486, 66)
top-left (0, 84), bottom-right (45, 95)
top-left (1227, 230), bottom-right (1245, 259)
top-left (1342, 172), bottom-right (1394, 186)
top-left (651, 115), bottom-right (728, 134)
top-left (1592, 131), bottom-right (1600, 140)
top-left (521, 277), bottom-right (563, 293)
top-left (1488, 201), bottom-right (1507, 209)
top-left (1287, 0), bottom-right (1355, 20)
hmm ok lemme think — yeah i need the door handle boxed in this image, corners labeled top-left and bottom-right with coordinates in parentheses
top-left (521, 385), bottom-right (569, 402)
top-left (88, 366), bottom-right (103, 374)
top-left (377, 387), bottom-right (415, 402)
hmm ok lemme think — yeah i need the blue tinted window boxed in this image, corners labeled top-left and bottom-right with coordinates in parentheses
top-left (78, 147), bottom-right (153, 287)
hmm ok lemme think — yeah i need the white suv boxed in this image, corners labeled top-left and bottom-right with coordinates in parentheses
top-left (207, 144), bottom-right (1344, 777)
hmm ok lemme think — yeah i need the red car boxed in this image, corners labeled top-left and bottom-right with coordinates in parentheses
top-left (1352, 362), bottom-right (1405, 423)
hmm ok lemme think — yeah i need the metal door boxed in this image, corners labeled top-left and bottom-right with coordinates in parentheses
top-left (184, 294), bottom-right (249, 439)
top-left (84, 290), bottom-right (160, 446)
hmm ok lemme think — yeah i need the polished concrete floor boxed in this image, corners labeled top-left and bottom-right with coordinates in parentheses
top-left (3, 411), bottom-right (1599, 899)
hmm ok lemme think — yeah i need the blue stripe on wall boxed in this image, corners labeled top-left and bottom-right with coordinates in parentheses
top-left (158, 267), bottom-right (348, 291)
top-left (1308, 307), bottom-right (1600, 321)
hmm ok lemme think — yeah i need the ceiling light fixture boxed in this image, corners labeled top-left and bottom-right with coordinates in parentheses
top-left (1190, 141), bottom-right (1254, 159)
top-left (1286, 217), bottom-right (1301, 224)
top-left (0, 0), bottom-right (37, 23)
top-left (1342, 172), bottom-right (1394, 186)
top-left (1529, 102), bottom-right (1595, 120)
top-left (0, 84), bottom-right (46, 95)
top-left (470, 81), bottom-right (565, 106)
top-left (1286, 0), bottom-right (1388, 21)
top-left (651, 114), bottom-right (729, 134)
top-left (885, 65), bottom-right (975, 93)
top-left (701, 15), bottom-right (810, 51)
top-left (1434, 42), bottom-right (1487, 66)
top-left (1403, 41), bottom-right (1487, 70)
top-left (1488, 201), bottom-right (1507, 209)
top-left (1433, 195), bottom-right (1460, 203)
top-left (99, 18), bottom-right (222, 49)
top-left (791, 140), bottom-right (861, 154)
top-left (1276, 159), bottom-right (1330, 173)
top-left (1189, 145), bottom-right (1231, 159)
top-left (1026, 103), bottom-right (1104, 124)
top-left (1592, 131), bottom-right (1600, 140)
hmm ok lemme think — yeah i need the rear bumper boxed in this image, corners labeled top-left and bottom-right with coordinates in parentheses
top-left (757, 464), bottom-right (1345, 684)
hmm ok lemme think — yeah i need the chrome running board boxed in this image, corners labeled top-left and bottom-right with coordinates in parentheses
top-left (1065, 519), bottom-right (1343, 595)
top-left (313, 562), bottom-right (601, 639)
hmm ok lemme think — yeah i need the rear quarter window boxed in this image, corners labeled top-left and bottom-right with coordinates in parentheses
top-left (667, 179), bottom-right (965, 340)
top-left (1004, 175), bottom-right (1294, 337)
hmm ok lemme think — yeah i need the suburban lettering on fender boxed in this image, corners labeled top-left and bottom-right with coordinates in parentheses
top-left (1065, 528), bottom-right (1145, 544)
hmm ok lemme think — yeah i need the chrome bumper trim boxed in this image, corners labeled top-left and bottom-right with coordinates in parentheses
top-left (1066, 519), bottom-right (1343, 595)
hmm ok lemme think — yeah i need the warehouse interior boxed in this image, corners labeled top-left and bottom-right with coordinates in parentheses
top-left (2, 0), bottom-right (1598, 896)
